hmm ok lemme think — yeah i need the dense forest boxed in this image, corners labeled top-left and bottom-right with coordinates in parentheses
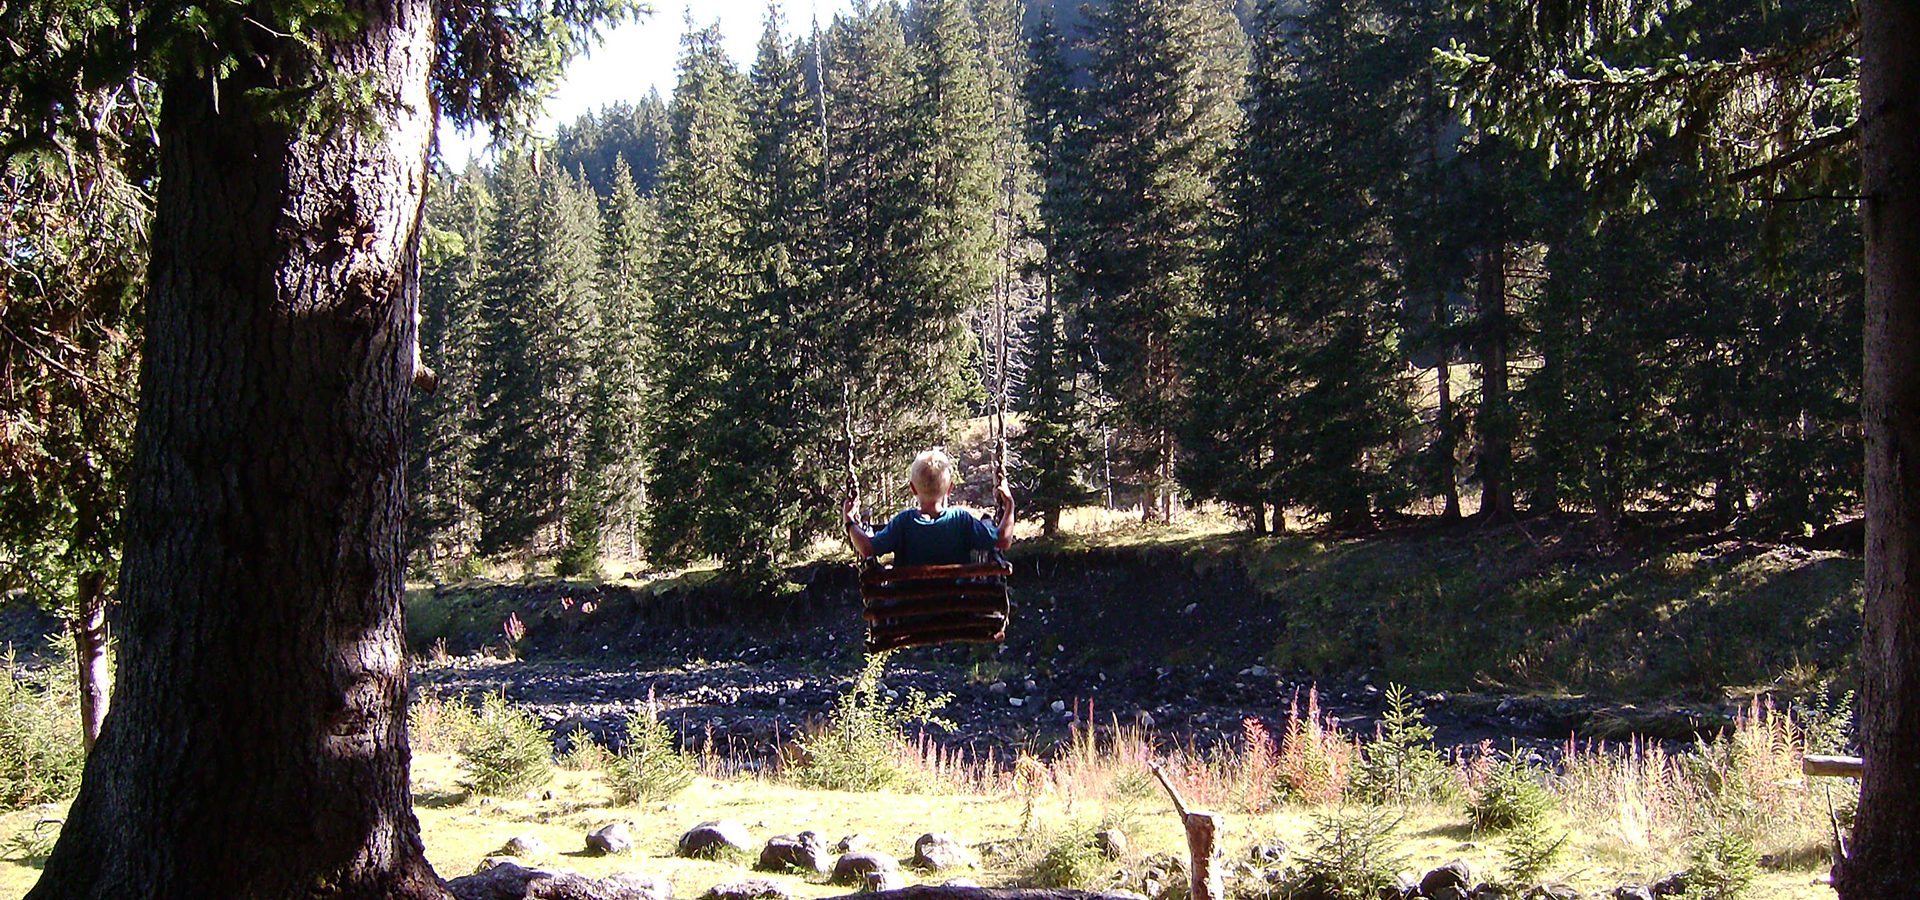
top-left (405, 0), bottom-right (1862, 580)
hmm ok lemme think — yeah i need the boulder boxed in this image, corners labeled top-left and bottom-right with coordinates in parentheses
top-left (758, 832), bottom-right (830, 874)
top-left (1095, 829), bottom-right (1130, 860)
top-left (588, 823), bottom-right (636, 856)
top-left (832, 834), bottom-right (868, 854)
top-left (1421, 861), bottom-right (1475, 900)
top-left (701, 880), bottom-right (791, 900)
top-left (497, 836), bottom-right (551, 858)
top-left (1526, 886), bottom-right (1582, 900)
top-left (831, 851), bottom-right (902, 887)
top-left (1612, 887), bottom-right (1656, 900)
top-left (862, 870), bottom-right (904, 893)
top-left (911, 833), bottom-right (978, 871)
top-left (447, 861), bottom-right (665, 900)
top-left (678, 820), bottom-right (752, 859)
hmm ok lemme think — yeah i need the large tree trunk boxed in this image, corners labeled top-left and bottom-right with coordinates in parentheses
top-left (1839, 2), bottom-right (1920, 896)
top-left (1475, 242), bottom-right (1514, 521)
top-left (27, 3), bottom-right (442, 898)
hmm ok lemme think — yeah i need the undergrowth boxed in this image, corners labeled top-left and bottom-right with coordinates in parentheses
top-left (606, 702), bottom-right (695, 802)
top-left (790, 652), bottom-right (954, 792)
top-left (456, 692), bottom-right (553, 796)
top-left (0, 639), bottom-right (87, 811)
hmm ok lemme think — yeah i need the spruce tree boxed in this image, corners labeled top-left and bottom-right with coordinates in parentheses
top-left (642, 25), bottom-right (756, 570)
top-left (409, 166), bottom-right (493, 568)
top-left (471, 153), bottom-right (606, 559)
top-left (1077, 0), bottom-right (1246, 521)
top-left (581, 157), bottom-right (656, 562)
top-left (1012, 7), bottom-right (1096, 533)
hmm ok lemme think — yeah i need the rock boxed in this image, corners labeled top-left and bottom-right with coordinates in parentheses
top-left (1612, 887), bottom-right (1655, 900)
top-left (1009, 697), bottom-right (1025, 707)
top-left (607, 875), bottom-right (671, 900)
top-left (1095, 829), bottom-right (1130, 859)
top-left (990, 682), bottom-right (1008, 694)
top-left (1245, 841), bottom-right (1284, 864)
top-left (1421, 862), bottom-right (1474, 900)
top-left (678, 820), bottom-right (751, 858)
top-left (1526, 886), bottom-right (1582, 900)
top-left (701, 879), bottom-right (792, 900)
top-left (1470, 887), bottom-right (1512, 900)
top-left (862, 870), bottom-right (903, 893)
top-left (831, 851), bottom-right (902, 887)
top-left (477, 856), bottom-right (522, 873)
top-left (912, 833), bottom-right (978, 871)
top-left (758, 832), bottom-right (830, 874)
top-left (1050, 700), bottom-right (1067, 713)
top-left (588, 823), bottom-right (636, 856)
top-left (833, 834), bottom-right (868, 854)
top-left (497, 836), bottom-right (550, 858)
top-left (941, 879), bottom-right (981, 889)
top-left (1249, 665), bottom-right (1270, 677)
top-left (1649, 875), bottom-right (1688, 897)
top-left (446, 861), bottom-right (664, 900)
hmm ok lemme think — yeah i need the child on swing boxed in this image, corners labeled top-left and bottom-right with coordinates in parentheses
top-left (843, 449), bottom-right (1016, 565)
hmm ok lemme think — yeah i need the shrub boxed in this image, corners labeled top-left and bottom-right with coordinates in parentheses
top-left (0, 640), bottom-right (87, 810)
top-left (1469, 749), bottom-right (1555, 832)
top-left (1282, 808), bottom-right (1406, 899)
top-left (1352, 683), bottom-right (1457, 805)
top-left (606, 705), bottom-right (695, 803)
top-left (1499, 819), bottom-right (1567, 886)
top-left (1026, 826), bottom-right (1109, 889)
top-left (1680, 826), bottom-right (1759, 900)
top-left (457, 693), bottom-right (554, 796)
top-left (558, 726), bottom-right (609, 771)
top-left (1276, 686), bottom-right (1354, 805)
top-left (792, 652), bottom-right (953, 792)
top-left (408, 690), bottom-right (481, 754)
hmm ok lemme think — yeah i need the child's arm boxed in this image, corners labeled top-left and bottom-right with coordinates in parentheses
top-left (843, 494), bottom-right (879, 558)
top-left (992, 478), bottom-right (1015, 551)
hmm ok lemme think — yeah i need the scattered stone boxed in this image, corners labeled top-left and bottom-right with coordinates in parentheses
top-left (1470, 886), bottom-right (1512, 900)
top-left (1249, 665), bottom-right (1269, 677)
top-left (1649, 874), bottom-right (1688, 897)
top-left (1182, 603), bottom-right (1198, 615)
top-left (1136, 711), bottom-right (1155, 728)
top-left (1526, 885), bottom-right (1582, 900)
top-left (1050, 700), bottom-right (1067, 713)
top-left (477, 856), bottom-right (521, 874)
top-left (941, 879), bottom-right (981, 889)
top-left (831, 851), bottom-right (902, 887)
top-left (1095, 828), bottom-right (1130, 859)
top-left (758, 832), bottom-right (829, 874)
top-left (1009, 697), bottom-right (1025, 707)
top-left (607, 875), bottom-right (672, 900)
top-left (678, 820), bottom-right (751, 858)
top-left (832, 834), bottom-right (868, 854)
top-left (862, 870), bottom-right (903, 893)
top-left (701, 879), bottom-right (791, 900)
top-left (912, 833), bottom-right (978, 871)
top-left (588, 823), bottom-right (636, 856)
top-left (989, 682), bottom-right (1008, 694)
top-left (447, 861), bottom-right (663, 900)
top-left (1420, 861), bottom-right (1474, 900)
top-left (1612, 886), bottom-right (1655, 900)
top-left (1245, 842), bottom-right (1284, 864)
top-left (496, 836), bottom-right (550, 858)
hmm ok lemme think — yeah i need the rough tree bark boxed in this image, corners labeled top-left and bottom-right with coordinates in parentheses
top-left (26, 2), bottom-right (444, 897)
top-left (1838, 1), bottom-right (1920, 896)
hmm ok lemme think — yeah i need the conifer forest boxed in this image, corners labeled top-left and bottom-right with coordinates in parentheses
top-left (406, 0), bottom-right (1862, 580)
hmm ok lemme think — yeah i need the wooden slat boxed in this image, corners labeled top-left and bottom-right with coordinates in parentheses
top-left (869, 611), bottom-right (1006, 637)
top-left (867, 623), bottom-right (1007, 653)
top-left (864, 596), bottom-right (1010, 622)
top-left (861, 562), bottom-right (1013, 586)
top-left (1804, 754), bottom-right (1864, 778)
top-left (862, 583), bottom-right (1007, 603)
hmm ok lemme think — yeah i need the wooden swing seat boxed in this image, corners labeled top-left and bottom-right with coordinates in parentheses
top-left (860, 560), bottom-right (1013, 653)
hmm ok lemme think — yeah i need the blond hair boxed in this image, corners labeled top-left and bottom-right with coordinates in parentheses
top-left (908, 448), bottom-right (956, 498)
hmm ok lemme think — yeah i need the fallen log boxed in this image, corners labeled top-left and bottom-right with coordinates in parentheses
top-left (825, 888), bottom-right (1139, 900)
top-left (1804, 754), bottom-right (1865, 778)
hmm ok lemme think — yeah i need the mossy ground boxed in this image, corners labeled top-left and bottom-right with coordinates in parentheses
top-left (0, 751), bottom-right (1836, 899)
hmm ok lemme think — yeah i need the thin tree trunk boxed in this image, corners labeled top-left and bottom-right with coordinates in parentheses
top-left (1434, 345), bottom-right (1461, 520)
top-left (1476, 242), bottom-right (1514, 520)
top-left (1838, 2), bottom-right (1920, 895)
top-left (70, 571), bottom-right (109, 750)
top-left (28, 3), bottom-right (443, 897)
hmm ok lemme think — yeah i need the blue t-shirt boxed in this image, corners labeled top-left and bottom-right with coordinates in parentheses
top-left (868, 507), bottom-right (1000, 566)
